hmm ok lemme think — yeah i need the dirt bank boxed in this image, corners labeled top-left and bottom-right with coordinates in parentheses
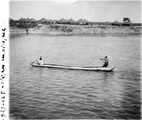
top-left (10, 24), bottom-right (142, 35)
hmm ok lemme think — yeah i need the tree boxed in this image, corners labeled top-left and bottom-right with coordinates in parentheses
top-left (123, 18), bottom-right (130, 22)
top-left (122, 17), bottom-right (131, 26)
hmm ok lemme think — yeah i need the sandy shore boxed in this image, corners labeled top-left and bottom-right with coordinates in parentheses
top-left (10, 24), bottom-right (142, 35)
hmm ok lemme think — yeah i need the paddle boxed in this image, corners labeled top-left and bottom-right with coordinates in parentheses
top-left (31, 60), bottom-right (37, 65)
top-left (100, 58), bottom-right (105, 64)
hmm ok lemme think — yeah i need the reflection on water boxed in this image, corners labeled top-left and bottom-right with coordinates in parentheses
top-left (10, 34), bottom-right (141, 119)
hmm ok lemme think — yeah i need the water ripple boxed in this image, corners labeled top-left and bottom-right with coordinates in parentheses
top-left (10, 34), bottom-right (141, 119)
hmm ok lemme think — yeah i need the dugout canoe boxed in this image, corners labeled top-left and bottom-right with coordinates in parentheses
top-left (31, 63), bottom-right (116, 72)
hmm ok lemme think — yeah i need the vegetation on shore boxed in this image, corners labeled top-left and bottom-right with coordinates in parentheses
top-left (10, 17), bottom-right (142, 35)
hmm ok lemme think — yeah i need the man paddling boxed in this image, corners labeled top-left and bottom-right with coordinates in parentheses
top-left (100, 56), bottom-right (109, 67)
top-left (36, 56), bottom-right (43, 65)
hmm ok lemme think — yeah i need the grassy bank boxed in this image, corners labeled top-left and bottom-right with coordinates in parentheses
top-left (10, 24), bottom-right (142, 35)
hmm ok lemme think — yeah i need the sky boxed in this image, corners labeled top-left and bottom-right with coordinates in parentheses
top-left (10, 0), bottom-right (141, 23)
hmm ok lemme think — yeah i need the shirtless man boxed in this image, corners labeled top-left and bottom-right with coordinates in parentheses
top-left (100, 56), bottom-right (109, 67)
top-left (36, 56), bottom-right (43, 65)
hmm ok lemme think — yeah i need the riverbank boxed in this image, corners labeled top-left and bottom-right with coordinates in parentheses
top-left (10, 24), bottom-right (142, 35)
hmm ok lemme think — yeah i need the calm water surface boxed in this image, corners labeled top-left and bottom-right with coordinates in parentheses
top-left (10, 34), bottom-right (141, 119)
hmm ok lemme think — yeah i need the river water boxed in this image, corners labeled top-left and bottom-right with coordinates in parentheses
top-left (10, 33), bottom-right (141, 119)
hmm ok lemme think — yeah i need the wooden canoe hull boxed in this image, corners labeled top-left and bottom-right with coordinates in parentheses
top-left (32, 63), bottom-right (116, 72)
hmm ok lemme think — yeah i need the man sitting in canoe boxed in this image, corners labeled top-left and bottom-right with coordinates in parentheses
top-left (100, 56), bottom-right (109, 67)
top-left (35, 56), bottom-right (43, 65)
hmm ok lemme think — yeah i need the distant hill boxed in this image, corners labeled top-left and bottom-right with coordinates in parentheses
top-left (9, 17), bottom-right (142, 28)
